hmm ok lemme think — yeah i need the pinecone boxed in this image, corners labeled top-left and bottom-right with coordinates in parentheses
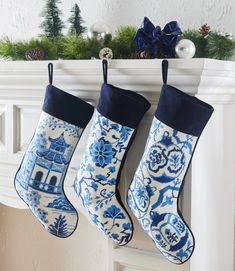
top-left (138, 49), bottom-right (151, 59)
top-left (200, 24), bottom-right (211, 38)
top-left (25, 48), bottom-right (44, 61)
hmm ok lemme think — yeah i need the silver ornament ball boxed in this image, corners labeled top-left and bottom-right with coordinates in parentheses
top-left (99, 47), bottom-right (113, 60)
top-left (175, 39), bottom-right (196, 59)
top-left (88, 21), bottom-right (111, 40)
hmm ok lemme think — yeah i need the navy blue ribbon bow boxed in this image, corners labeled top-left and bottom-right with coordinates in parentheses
top-left (134, 17), bottom-right (182, 58)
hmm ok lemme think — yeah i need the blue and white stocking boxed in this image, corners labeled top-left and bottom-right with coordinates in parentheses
top-left (75, 61), bottom-right (150, 245)
top-left (128, 74), bottom-right (214, 263)
top-left (15, 63), bottom-right (94, 238)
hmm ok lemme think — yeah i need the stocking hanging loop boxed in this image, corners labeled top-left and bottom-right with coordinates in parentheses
top-left (162, 59), bottom-right (168, 84)
top-left (48, 62), bottom-right (53, 85)
top-left (102, 59), bottom-right (108, 84)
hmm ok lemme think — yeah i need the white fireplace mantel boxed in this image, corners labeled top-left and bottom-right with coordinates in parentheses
top-left (0, 59), bottom-right (234, 271)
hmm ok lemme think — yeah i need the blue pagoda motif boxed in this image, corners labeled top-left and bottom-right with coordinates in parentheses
top-left (28, 133), bottom-right (70, 194)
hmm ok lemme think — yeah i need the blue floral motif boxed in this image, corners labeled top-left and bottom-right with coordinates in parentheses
top-left (95, 174), bottom-right (107, 182)
top-left (95, 189), bottom-right (115, 211)
top-left (90, 139), bottom-right (116, 167)
top-left (176, 249), bottom-right (189, 260)
top-left (90, 213), bottom-right (99, 225)
top-left (120, 127), bottom-right (133, 142)
top-left (147, 144), bottom-right (167, 173)
top-left (91, 181), bottom-right (98, 191)
top-left (15, 112), bottom-right (81, 238)
top-left (75, 110), bottom-right (134, 246)
top-left (83, 188), bottom-right (93, 206)
top-left (86, 163), bottom-right (95, 173)
top-left (150, 149), bottom-right (162, 164)
top-left (167, 148), bottom-right (185, 175)
top-left (135, 185), bottom-right (149, 212)
top-left (26, 191), bottom-right (41, 208)
top-left (103, 205), bottom-right (125, 220)
top-left (128, 117), bottom-right (198, 264)
top-left (109, 166), bottom-right (116, 173)
top-left (111, 233), bottom-right (119, 240)
top-left (136, 186), bottom-right (148, 204)
top-left (123, 223), bottom-right (132, 230)
top-left (33, 208), bottom-right (48, 224)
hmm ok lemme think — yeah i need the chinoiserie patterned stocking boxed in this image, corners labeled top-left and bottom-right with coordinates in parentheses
top-left (74, 60), bottom-right (150, 245)
top-left (128, 60), bottom-right (214, 264)
top-left (14, 63), bottom-right (94, 238)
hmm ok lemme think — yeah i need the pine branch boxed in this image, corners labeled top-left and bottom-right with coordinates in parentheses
top-left (206, 32), bottom-right (235, 60)
top-left (108, 26), bottom-right (137, 59)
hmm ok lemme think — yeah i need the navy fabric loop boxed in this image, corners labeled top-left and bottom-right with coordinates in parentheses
top-left (48, 63), bottom-right (53, 85)
top-left (102, 59), bottom-right (108, 83)
top-left (162, 59), bottom-right (168, 84)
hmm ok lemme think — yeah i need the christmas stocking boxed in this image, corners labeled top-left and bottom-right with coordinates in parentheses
top-left (15, 63), bottom-right (94, 238)
top-left (128, 60), bottom-right (214, 264)
top-left (74, 60), bottom-right (150, 245)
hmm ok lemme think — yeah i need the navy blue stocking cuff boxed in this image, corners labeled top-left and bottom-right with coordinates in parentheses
top-left (155, 84), bottom-right (214, 137)
top-left (43, 85), bottom-right (94, 128)
top-left (97, 83), bottom-right (151, 129)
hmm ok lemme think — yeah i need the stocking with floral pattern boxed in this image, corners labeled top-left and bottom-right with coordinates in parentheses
top-left (74, 60), bottom-right (150, 245)
top-left (128, 60), bottom-right (214, 264)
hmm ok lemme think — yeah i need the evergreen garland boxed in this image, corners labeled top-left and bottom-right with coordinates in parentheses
top-left (60, 35), bottom-right (101, 59)
top-left (0, 26), bottom-right (137, 60)
top-left (0, 24), bottom-right (235, 61)
top-left (206, 32), bottom-right (235, 60)
top-left (108, 26), bottom-right (137, 59)
top-left (180, 29), bottom-right (235, 60)
top-left (68, 4), bottom-right (86, 35)
top-left (0, 37), bottom-right (59, 60)
top-left (40, 0), bottom-right (64, 38)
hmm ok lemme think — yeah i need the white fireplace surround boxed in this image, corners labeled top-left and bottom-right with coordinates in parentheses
top-left (0, 59), bottom-right (234, 271)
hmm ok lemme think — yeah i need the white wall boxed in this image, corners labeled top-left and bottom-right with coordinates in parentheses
top-left (0, 204), bottom-right (108, 271)
top-left (0, 0), bottom-right (235, 40)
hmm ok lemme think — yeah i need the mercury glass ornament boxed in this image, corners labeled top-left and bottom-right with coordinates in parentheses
top-left (175, 39), bottom-right (196, 59)
top-left (99, 47), bottom-right (113, 60)
top-left (88, 21), bottom-right (111, 41)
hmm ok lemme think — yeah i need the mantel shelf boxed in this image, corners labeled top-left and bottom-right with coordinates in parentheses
top-left (0, 59), bottom-right (235, 100)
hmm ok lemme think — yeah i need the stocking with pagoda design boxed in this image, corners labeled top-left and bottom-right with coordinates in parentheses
top-left (14, 63), bottom-right (94, 237)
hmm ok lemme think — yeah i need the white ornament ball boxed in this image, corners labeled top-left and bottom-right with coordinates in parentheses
top-left (225, 32), bottom-right (233, 40)
top-left (88, 21), bottom-right (111, 40)
top-left (218, 31), bottom-right (226, 37)
top-left (175, 39), bottom-right (196, 59)
top-left (99, 47), bottom-right (113, 60)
